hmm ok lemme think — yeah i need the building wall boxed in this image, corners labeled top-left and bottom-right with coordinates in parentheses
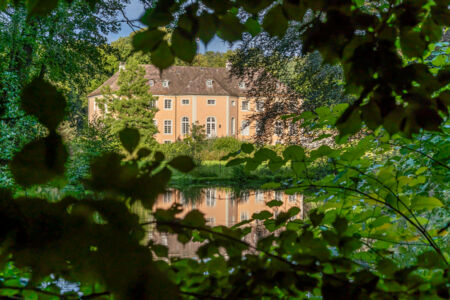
top-left (87, 93), bottom-right (286, 144)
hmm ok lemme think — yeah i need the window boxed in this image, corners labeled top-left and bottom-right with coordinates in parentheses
top-left (181, 117), bottom-right (189, 135)
top-left (241, 191), bottom-right (249, 203)
top-left (289, 123), bottom-right (298, 135)
top-left (93, 100), bottom-right (99, 112)
top-left (153, 119), bottom-right (157, 127)
top-left (241, 120), bottom-right (250, 136)
top-left (256, 121), bottom-right (264, 135)
top-left (206, 117), bottom-right (216, 136)
top-left (207, 99), bottom-right (216, 105)
top-left (275, 121), bottom-right (283, 136)
top-left (240, 211), bottom-right (248, 221)
top-left (206, 189), bottom-right (216, 207)
top-left (289, 194), bottom-right (297, 203)
top-left (256, 101), bottom-right (264, 112)
top-left (206, 217), bottom-right (215, 225)
top-left (255, 191), bottom-right (264, 203)
top-left (239, 82), bottom-right (246, 89)
top-left (164, 99), bottom-right (172, 110)
top-left (163, 191), bottom-right (172, 203)
top-left (231, 100), bottom-right (236, 106)
top-left (164, 140), bottom-right (172, 144)
top-left (161, 233), bottom-right (168, 246)
top-left (275, 191), bottom-right (282, 201)
top-left (164, 120), bottom-right (172, 134)
top-left (231, 117), bottom-right (235, 135)
top-left (180, 194), bottom-right (187, 206)
top-left (206, 79), bottom-right (213, 87)
top-left (149, 79), bottom-right (154, 86)
top-left (149, 99), bottom-right (156, 108)
top-left (162, 80), bottom-right (169, 87)
top-left (182, 99), bottom-right (189, 105)
top-left (241, 100), bottom-right (249, 111)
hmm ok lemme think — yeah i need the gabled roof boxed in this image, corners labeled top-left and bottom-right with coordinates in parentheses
top-left (88, 65), bottom-right (247, 97)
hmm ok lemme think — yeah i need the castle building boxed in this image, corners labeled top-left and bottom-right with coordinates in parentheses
top-left (88, 65), bottom-right (282, 144)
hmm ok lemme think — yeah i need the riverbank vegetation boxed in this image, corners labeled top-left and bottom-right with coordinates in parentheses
top-left (0, 1), bottom-right (449, 299)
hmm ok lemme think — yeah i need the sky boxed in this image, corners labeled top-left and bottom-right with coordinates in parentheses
top-left (106, 0), bottom-right (238, 53)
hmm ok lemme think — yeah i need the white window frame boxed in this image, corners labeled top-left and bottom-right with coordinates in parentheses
top-left (288, 194), bottom-right (297, 203)
top-left (164, 140), bottom-right (172, 144)
top-left (231, 100), bottom-right (236, 106)
top-left (164, 99), bottom-right (172, 110)
top-left (206, 189), bottom-right (216, 207)
top-left (241, 100), bottom-right (249, 111)
top-left (239, 82), bottom-right (246, 89)
top-left (207, 99), bottom-right (216, 105)
top-left (206, 217), bottom-right (215, 225)
top-left (206, 79), bottom-right (213, 87)
top-left (241, 191), bottom-right (249, 203)
top-left (164, 120), bottom-right (172, 134)
top-left (241, 120), bottom-right (250, 136)
top-left (255, 190), bottom-right (264, 203)
top-left (162, 80), bottom-right (169, 87)
top-left (256, 101), bottom-right (264, 112)
top-left (240, 211), bottom-right (248, 221)
top-left (181, 99), bottom-right (189, 105)
top-left (149, 79), bottom-right (154, 86)
top-left (275, 121), bottom-right (283, 136)
top-left (206, 116), bottom-right (216, 137)
top-left (231, 117), bottom-right (235, 135)
top-left (163, 191), bottom-right (172, 203)
top-left (275, 191), bottom-right (282, 201)
top-left (181, 116), bottom-right (189, 135)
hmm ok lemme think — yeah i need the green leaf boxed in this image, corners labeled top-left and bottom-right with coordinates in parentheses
top-left (218, 14), bottom-right (245, 42)
top-left (266, 200), bottom-right (283, 207)
top-left (417, 251), bottom-right (446, 269)
top-left (171, 28), bottom-right (197, 63)
top-left (415, 166), bottom-right (427, 175)
top-left (137, 147), bottom-right (152, 159)
top-left (20, 77), bottom-right (67, 131)
top-left (283, 145), bottom-right (305, 161)
top-left (244, 18), bottom-right (261, 36)
top-left (132, 29), bottom-right (165, 53)
top-left (241, 143), bottom-right (254, 154)
top-left (10, 134), bottom-right (68, 187)
top-left (263, 5), bottom-right (288, 37)
top-left (198, 13), bottom-right (217, 45)
top-left (151, 41), bottom-right (175, 70)
top-left (411, 196), bottom-right (443, 210)
top-left (309, 210), bottom-right (325, 227)
top-left (226, 158), bottom-right (246, 167)
top-left (310, 145), bottom-right (333, 160)
top-left (182, 210), bottom-right (206, 227)
top-left (119, 127), bottom-right (140, 154)
top-left (27, 0), bottom-right (58, 16)
top-left (252, 210), bottom-right (272, 220)
top-left (400, 30), bottom-right (427, 58)
top-left (168, 155), bottom-right (196, 172)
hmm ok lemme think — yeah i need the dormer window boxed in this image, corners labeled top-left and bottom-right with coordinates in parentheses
top-left (206, 79), bottom-right (213, 87)
top-left (162, 80), bottom-right (169, 87)
top-left (149, 80), bottom-right (154, 86)
top-left (239, 82), bottom-right (246, 89)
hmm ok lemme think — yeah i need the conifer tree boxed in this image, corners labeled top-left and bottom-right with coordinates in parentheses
top-left (99, 58), bottom-right (157, 147)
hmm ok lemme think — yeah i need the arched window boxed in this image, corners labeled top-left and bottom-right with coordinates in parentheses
top-left (206, 117), bottom-right (216, 136)
top-left (181, 117), bottom-right (189, 135)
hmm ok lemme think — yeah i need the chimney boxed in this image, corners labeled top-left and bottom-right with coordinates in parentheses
top-left (119, 62), bottom-right (126, 71)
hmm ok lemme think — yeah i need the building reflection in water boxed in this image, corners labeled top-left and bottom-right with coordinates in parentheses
top-left (133, 188), bottom-right (303, 258)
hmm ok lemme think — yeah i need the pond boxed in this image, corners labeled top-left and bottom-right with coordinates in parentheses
top-left (133, 188), bottom-right (304, 258)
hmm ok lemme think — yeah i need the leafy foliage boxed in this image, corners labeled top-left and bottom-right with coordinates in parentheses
top-left (0, 1), bottom-right (449, 299)
top-left (133, 0), bottom-right (449, 135)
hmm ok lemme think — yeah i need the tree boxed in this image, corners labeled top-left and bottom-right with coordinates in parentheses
top-left (134, 0), bottom-right (449, 136)
top-left (0, 1), bottom-right (449, 300)
top-left (228, 25), bottom-right (352, 144)
top-left (98, 58), bottom-right (158, 148)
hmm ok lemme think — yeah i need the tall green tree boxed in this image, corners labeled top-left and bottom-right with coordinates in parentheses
top-left (98, 58), bottom-right (158, 147)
